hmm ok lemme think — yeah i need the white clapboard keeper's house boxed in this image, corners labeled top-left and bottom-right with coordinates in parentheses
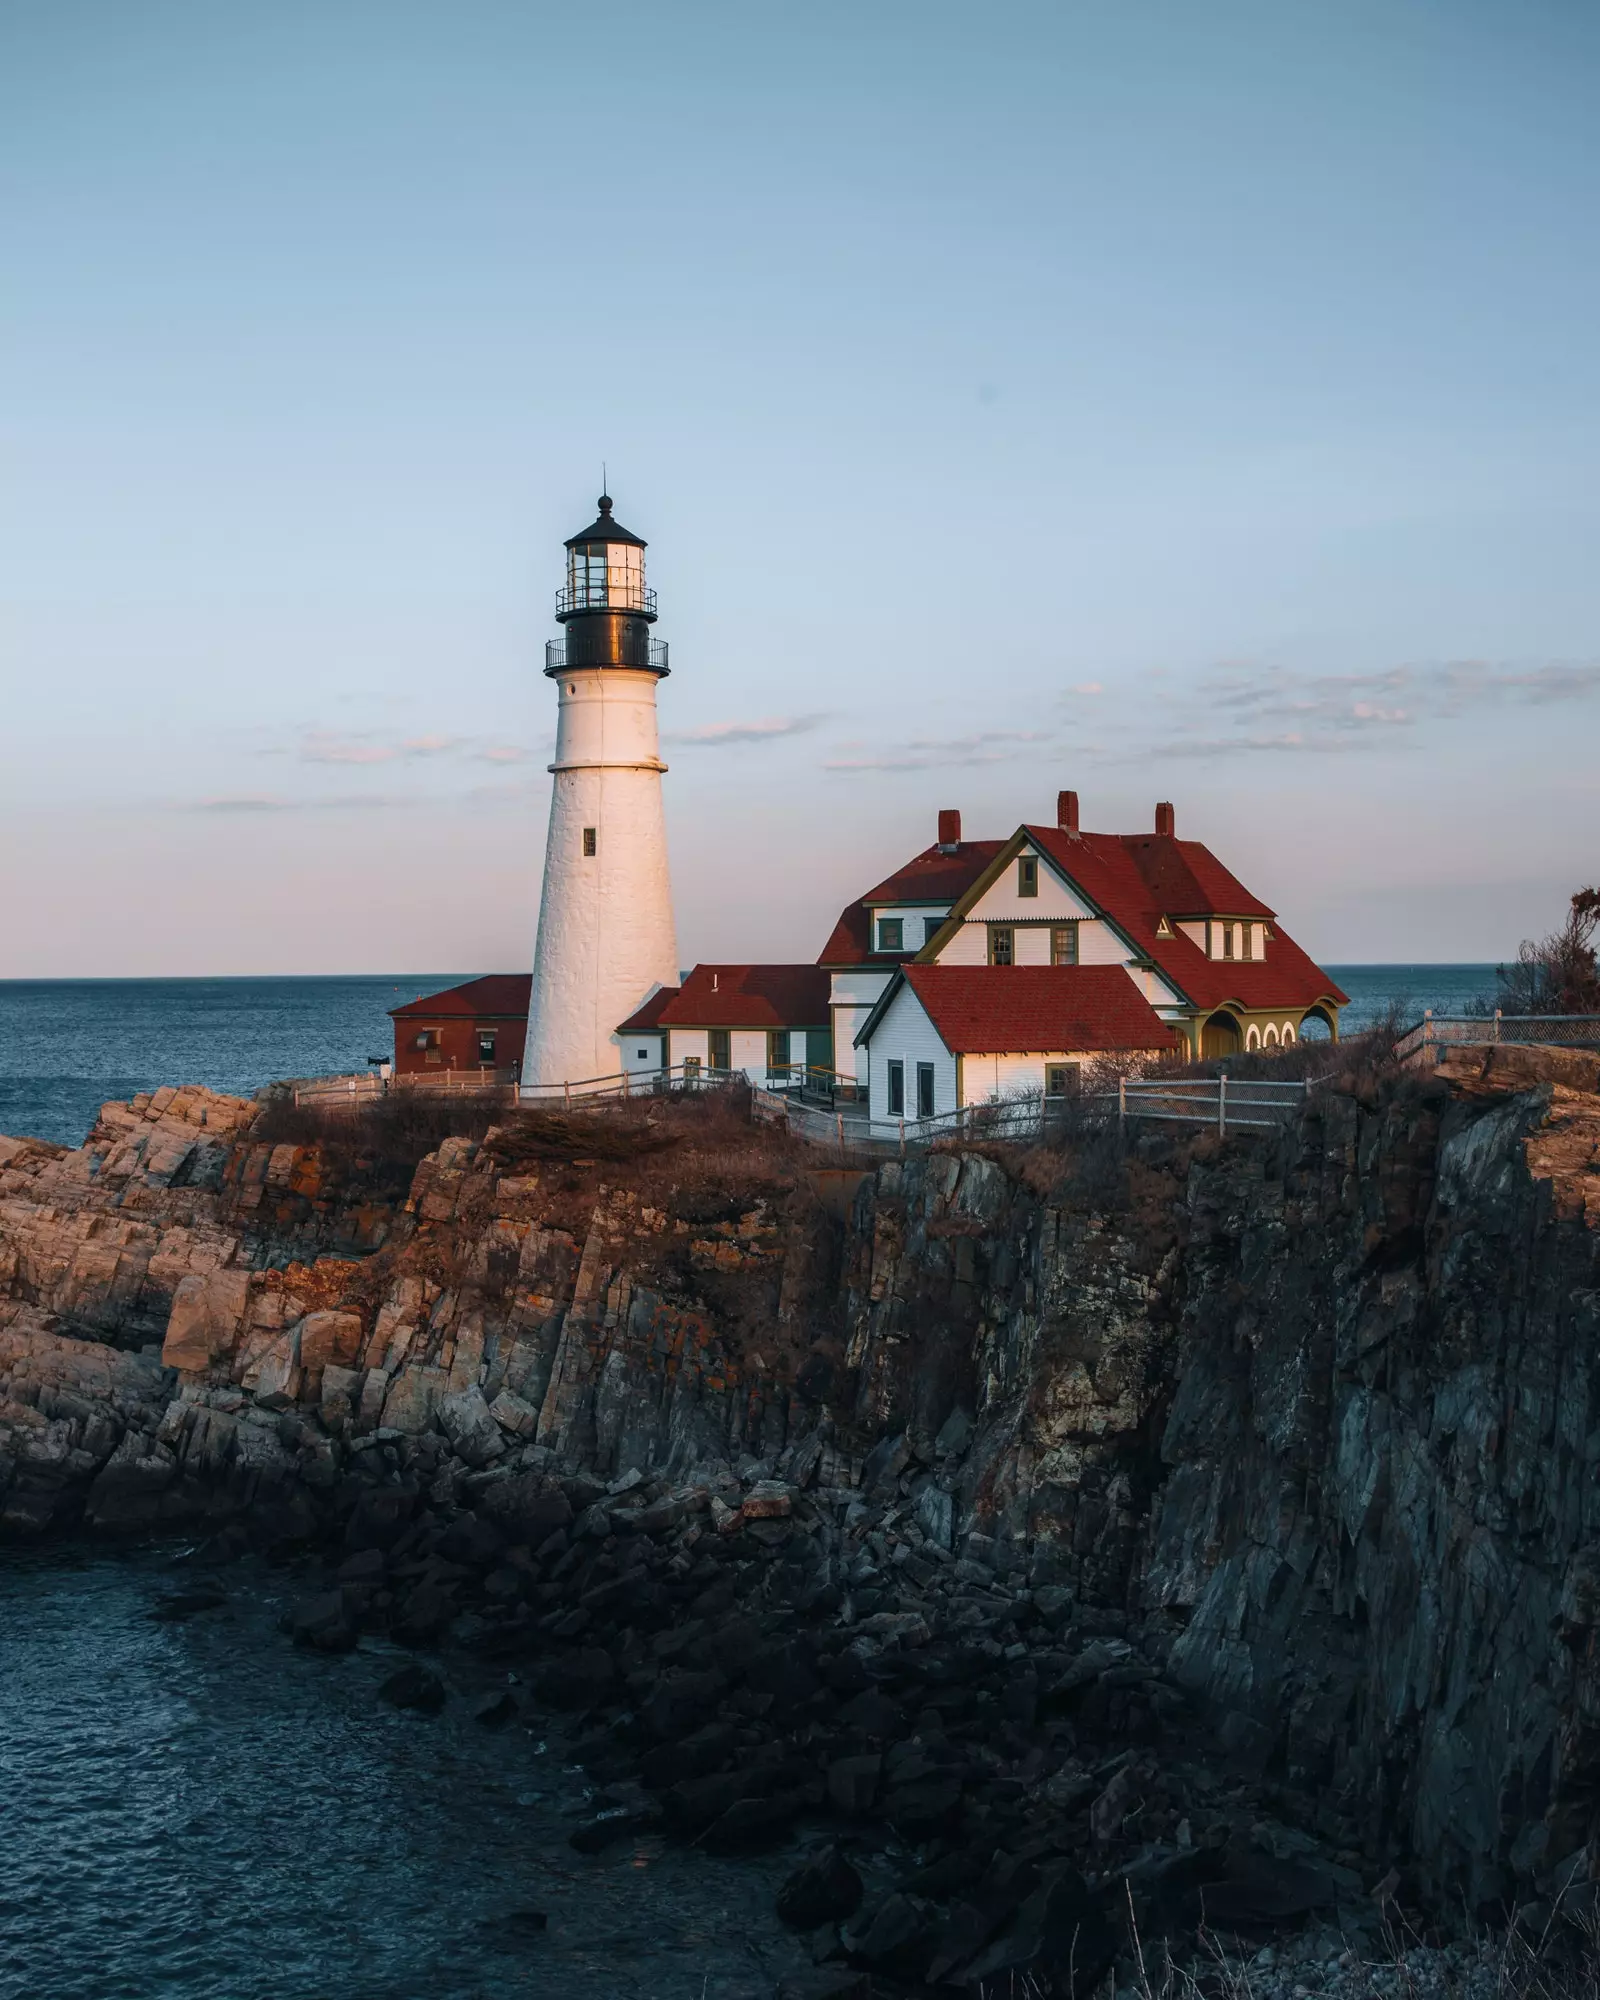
top-left (848, 791), bottom-right (1346, 1128)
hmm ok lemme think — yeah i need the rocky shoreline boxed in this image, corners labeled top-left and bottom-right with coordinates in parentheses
top-left (5, 1048), bottom-right (1600, 1994)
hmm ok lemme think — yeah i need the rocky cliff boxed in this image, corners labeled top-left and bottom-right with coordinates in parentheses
top-left (4, 1049), bottom-right (1600, 1942)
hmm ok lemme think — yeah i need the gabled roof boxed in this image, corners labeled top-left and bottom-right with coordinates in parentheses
top-left (389, 974), bottom-right (532, 1021)
top-left (861, 965), bottom-right (1180, 1055)
top-left (616, 986), bottom-right (678, 1033)
top-left (1021, 827), bottom-right (1346, 1012)
top-left (818, 840), bottom-right (1004, 966)
top-left (657, 964), bottom-right (831, 1029)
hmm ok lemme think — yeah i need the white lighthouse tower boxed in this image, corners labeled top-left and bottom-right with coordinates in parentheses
top-left (521, 496), bottom-right (678, 1090)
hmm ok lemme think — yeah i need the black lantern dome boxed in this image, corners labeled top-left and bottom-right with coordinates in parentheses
top-left (547, 494), bottom-right (668, 677)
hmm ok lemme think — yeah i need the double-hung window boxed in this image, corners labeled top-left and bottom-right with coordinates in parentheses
top-left (886, 1060), bottom-right (905, 1116)
top-left (1050, 922), bottom-right (1079, 966)
top-left (1018, 855), bottom-right (1038, 897)
top-left (916, 1063), bottom-right (935, 1118)
top-left (767, 1029), bottom-right (791, 1075)
top-left (877, 917), bottom-right (903, 951)
top-left (988, 926), bottom-right (1014, 967)
top-left (1045, 1062), bottom-right (1081, 1098)
top-left (709, 1029), bottom-right (731, 1072)
top-left (476, 1032), bottom-right (496, 1064)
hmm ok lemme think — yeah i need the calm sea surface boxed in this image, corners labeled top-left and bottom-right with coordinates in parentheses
top-left (0, 967), bottom-right (1500, 1149)
top-left (0, 1548), bottom-right (806, 2000)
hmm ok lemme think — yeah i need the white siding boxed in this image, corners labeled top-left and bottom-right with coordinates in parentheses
top-left (866, 906), bottom-right (948, 952)
top-left (730, 1029), bottom-right (768, 1084)
top-left (965, 852), bottom-right (1096, 922)
top-left (833, 1004), bottom-right (873, 1082)
top-left (1177, 921), bottom-right (1207, 951)
top-left (619, 1031), bottom-right (666, 1081)
top-left (965, 1046), bottom-right (1172, 1102)
top-left (934, 922), bottom-right (989, 965)
top-left (668, 1028), bottom-right (709, 1070)
top-left (932, 915), bottom-right (1131, 968)
top-left (830, 968), bottom-right (895, 1007)
top-left (1077, 919), bottom-right (1132, 965)
top-left (1119, 961), bottom-right (1187, 1011)
top-left (861, 982), bottom-right (958, 1132)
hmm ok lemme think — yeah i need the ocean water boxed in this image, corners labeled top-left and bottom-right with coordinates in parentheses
top-left (0, 1547), bottom-right (806, 2000)
top-left (0, 967), bottom-right (1501, 1149)
top-left (0, 976), bottom-right (466, 1150)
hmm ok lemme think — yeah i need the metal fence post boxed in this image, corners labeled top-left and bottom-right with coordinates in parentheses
top-left (1217, 1073), bottom-right (1227, 1137)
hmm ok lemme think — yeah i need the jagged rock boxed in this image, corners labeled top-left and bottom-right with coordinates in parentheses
top-left (437, 1388), bottom-right (505, 1469)
top-left (378, 1662), bottom-right (446, 1713)
top-left (777, 1843), bottom-right (864, 1929)
top-left (298, 1311), bottom-right (364, 1374)
top-left (488, 1388), bottom-right (538, 1436)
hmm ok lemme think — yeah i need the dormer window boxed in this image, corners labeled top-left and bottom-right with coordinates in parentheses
top-left (1018, 855), bottom-right (1038, 898)
top-left (877, 917), bottom-right (903, 951)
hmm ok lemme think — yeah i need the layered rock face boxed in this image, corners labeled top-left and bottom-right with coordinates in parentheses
top-left (3, 1050), bottom-right (1599, 1911)
top-left (0, 1089), bottom-right (840, 1538)
top-left (837, 1044), bottom-right (1600, 1904)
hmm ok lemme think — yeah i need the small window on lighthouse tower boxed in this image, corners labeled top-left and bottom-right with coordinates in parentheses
top-left (582, 827), bottom-right (597, 856)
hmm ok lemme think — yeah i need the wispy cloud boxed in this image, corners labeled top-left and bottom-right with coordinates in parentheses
top-left (666, 713), bottom-right (826, 748)
top-left (1140, 656), bottom-right (1600, 758)
top-left (825, 729), bottom-right (1057, 773)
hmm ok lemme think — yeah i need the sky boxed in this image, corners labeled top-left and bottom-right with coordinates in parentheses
top-left (3, 0), bottom-right (1597, 976)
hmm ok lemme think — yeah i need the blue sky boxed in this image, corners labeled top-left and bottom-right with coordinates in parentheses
top-left (3, 0), bottom-right (1597, 974)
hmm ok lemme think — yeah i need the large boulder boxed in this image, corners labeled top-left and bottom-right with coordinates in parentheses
top-left (161, 1269), bottom-right (251, 1372)
top-left (437, 1387), bottom-right (506, 1468)
top-left (298, 1311), bottom-right (365, 1374)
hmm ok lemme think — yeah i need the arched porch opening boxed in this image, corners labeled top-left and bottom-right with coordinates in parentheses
top-left (1201, 1009), bottom-right (1243, 1059)
top-left (1299, 1004), bottom-right (1337, 1043)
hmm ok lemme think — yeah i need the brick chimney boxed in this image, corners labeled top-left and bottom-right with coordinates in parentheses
top-left (1057, 790), bottom-right (1079, 834)
top-left (937, 808), bottom-right (961, 850)
top-left (1154, 801), bottom-right (1175, 837)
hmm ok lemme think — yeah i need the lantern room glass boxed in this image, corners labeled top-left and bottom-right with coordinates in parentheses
top-left (566, 540), bottom-right (647, 612)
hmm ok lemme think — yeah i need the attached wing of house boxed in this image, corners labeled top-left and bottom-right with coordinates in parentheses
top-left (817, 809), bottom-right (1004, 1085)
top-left (620, 964), bottom-right (833, 1087)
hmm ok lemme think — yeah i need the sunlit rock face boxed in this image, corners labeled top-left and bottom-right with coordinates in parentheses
top-left (1, 1047), bottom-right (1599, 1905)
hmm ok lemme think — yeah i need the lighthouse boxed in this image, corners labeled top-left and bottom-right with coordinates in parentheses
top-left (521, 495), bottom-right (679, 1090)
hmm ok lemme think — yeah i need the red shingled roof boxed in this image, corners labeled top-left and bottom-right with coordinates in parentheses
top-left (893, 965), bottom-right (1180, 1056)
top-left (616, 986), bottom-right (678, 1033)
top-left (658, 965), bottom-right (831, 1029)
top-left (818, 841), bottom-right (1003, 966)
top-left (389, 974), bottom-right (531, 1021)
top-left (1024, 828), bottom-right (1346, 1012)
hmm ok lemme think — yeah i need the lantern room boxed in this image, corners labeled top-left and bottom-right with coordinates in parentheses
top-left (558, 495), bottom-right (654, 617)
top-left (548, 493), bottom-right (667, 676)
